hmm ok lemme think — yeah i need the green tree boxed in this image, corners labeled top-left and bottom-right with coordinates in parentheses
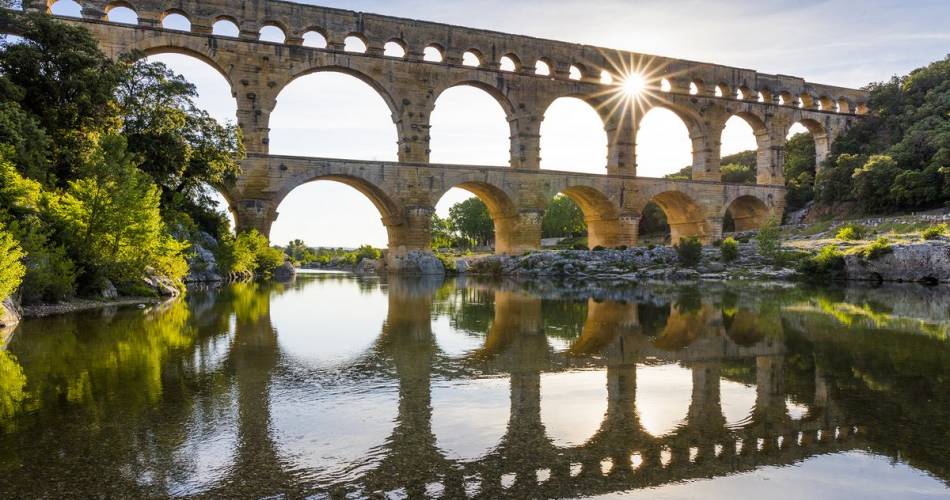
top-left (542, 195), bottom-right (586, 238)
top-left (449, 197), bottom-right (494, 247)
top-left (721, 163), bottom-right (755, 184)
top-left (115, 57), bottom-right (244, 228)
top-left (816, 153), bottom-right (865, 204)
top-left (851, 155), bottom-right (900, 212)
top-left (784, 133), bottom-right (817, 210)
top-left (0, 221), bottom-right (25, 299)
top-left (756, 217), bottom-right (782, 260)
top-left (430, 213), bottom-right (457, 249)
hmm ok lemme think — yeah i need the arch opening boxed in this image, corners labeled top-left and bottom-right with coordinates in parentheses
top-left (212, 18), bottom-right (239, 37)
top-left (430, 85), bottom-right (510, 166)
top-left (499, 55), bottom-right (518, 72)
top-left (433, 182), bottom-right (518, 254)
top-left (271, 178), bottom-right (395, 249)
top-left (568, 65), bottom-right (583, 81)
top-left (270, 71), bottom-right (397, 160)
top-left (600, 70), bottom-right (614, 85)
top-left (49, 0), bottom-right (82, 17)
top-left (462, 50), bottom-right (481, 67)
top-left (540, 97), bottom-right (607, 175)
top-left (423, 45), bottom-right (444, 62)
top-left (638, 202), bottom-right (670, 246)
top-left (723, 195), bottom-right (770, 234)
top-left (784, 121), bottom-right (822, 211)
top-left (720, 114), bottom-right (766, 184)
top-left (643, 191), bottom-right (709, 244)
top-left (161, 12), bottom-right (190, 31)
top-left (105, 5), bottom-right (137, 24)
top-left (636, 107), bottom-right (693, 178)
top-left (259, 25), bottom-right (286, 44)
top-left (535, 59), bottom-right (552, 76)
top-left (556, 187), bottom-right (625, 249)
top-left (302, 31), bottom-right (327, 48)
top-left (660, 78), bottom-right (672, 92)
top-left (383, 40), bottom-right (407, 58)
top-left (344, 35), bottom-right (367, 53)
top-left (141, 52), bottom-right (237, 125)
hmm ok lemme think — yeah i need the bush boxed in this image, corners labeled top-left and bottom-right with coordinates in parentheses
top-left (675, 237), bottom-right (703, 268)
top-left (434, 252), bottom-right (457, 273)
top-left (862, 237), bottom-right (893, 260)
top-left (922, 223), bottom-right (947, 240)
top-left (836, 223), bottom-right (865, 241)
top-left (217, 229), bottom-right (285, 278)
top-left (798, 245), bottom-right (846, 279)
top-left (0, 224), bottom-right (26, 300)
top-left (756, 218), bottom-right (782, 260)
top-left (720, 237), bottom-right (739, 262)
top-left (9, 221), bottom-right (76, 304)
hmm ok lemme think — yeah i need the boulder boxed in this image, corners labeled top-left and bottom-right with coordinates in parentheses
top-left (355, 258), bottom-right (383, 275)
top-left (845, 242), bottom-right (950, 283)
top-left (387, 251), bottom-right (446, 275)
top-left (185, 234), bottom-right (224, 283)
top-left (272, 261), bottom-right (297, 281)
top-left (143, 269), bottom-right (181, 297)
top-left (1, 296), bottom-right (20, 346)
top-left (99, 280), bottom-right (118, 300)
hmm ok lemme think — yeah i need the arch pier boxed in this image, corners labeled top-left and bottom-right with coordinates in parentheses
top-left (19, 0), bottom-right (869, 258)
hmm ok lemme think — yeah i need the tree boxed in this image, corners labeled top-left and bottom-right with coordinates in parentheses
top-left (851, 155), bottom-right (900, 212)
top-left (721, 163), bottom-right (755, 184)
top-left (430, 214), bottom-right (457, 249)
top-left (115, 56), bottom-right (244, 226)
top-left (0, 222), bottom-right (25, 300)
top-left (784, 133), bottom-right (817, 210)
top-left (816, 153), bottom-right (865, 204)
top-left (449, 197), bottom-right (494, 247)
top-left (542, 195), bottom-right (586, 238)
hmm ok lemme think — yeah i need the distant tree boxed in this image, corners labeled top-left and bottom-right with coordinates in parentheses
top-left (720, 163), bottom-right (755, 184)
top-left (542, 195), bottom-right (586, 238)
top-left (851, 155), bottom-right (900, 212)
top-left (449, 197), bottom-right (494, 247)
top-left (430, 213), bottom-right (457, 249)
top-left (638, 202), bottom-right (669, 236)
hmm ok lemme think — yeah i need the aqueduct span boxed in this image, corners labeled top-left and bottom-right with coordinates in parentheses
top-left (19, 1), bottom-right (869, 255)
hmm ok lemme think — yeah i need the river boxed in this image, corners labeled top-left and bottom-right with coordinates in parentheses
top-left (0, 273), bottom-right (948, 498)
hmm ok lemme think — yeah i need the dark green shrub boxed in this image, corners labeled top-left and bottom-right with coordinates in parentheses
top-left (756, 218), bottom-right (782, 260)
top-left (675, 237), bottom-right (703, 268)
top-left (720, 237), bottom-right (739, 262)
top-left (798, 245), bottom-right (846, 279)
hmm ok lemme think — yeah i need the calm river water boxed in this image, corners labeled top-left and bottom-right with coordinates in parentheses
top-left (0, 273), bottom-right (948, 498)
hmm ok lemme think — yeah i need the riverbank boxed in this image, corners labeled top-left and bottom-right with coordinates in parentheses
top-left (21, 296), bottom-right (168, 319)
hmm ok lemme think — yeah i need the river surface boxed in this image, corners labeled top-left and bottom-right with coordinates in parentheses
top-left (0, 273), bottom-right (948, 498)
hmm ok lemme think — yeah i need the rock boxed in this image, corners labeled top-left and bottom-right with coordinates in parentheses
top-left (845, 242), bottom-right (950, 283)
top-left (272, 261), bottom-right (297, 281)
top-left (143, 269), bottom-right (181, 297)
top-left (387, 251), bottom-right (446, 275)
top-left (672, 269), bottom-right (701, 281)
top-left (185, 234), bottom-right (224, 283)
top-left (355, 258), bottom-right (382, 275)
top-left (99, 280), bottom-right (118, 300)
top-left (1, 296), bottom-right (21, 346)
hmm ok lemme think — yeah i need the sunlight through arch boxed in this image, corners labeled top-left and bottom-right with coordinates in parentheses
top-left (635, 107), bottom-right (692, 178)
top-left (720, 115), bottom-right (758, 157)
top-left (430, 86), bottom-right (509, 166)
top-left (540, 97), bottom-right (607, 174)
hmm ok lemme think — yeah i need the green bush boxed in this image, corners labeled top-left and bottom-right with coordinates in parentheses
top-left (720, 237), bottom-right (739, 262)
top-left (675, 237), bottom-right (703, 268)
top-left (836, 223), bottom-right (865, 241)
top-left (798, 245), bottom-right (846, 279)
top-left (756, 217), bottom-right (782, 260)
top-left (922, 223), bottom-right (947, 240)
top-left (217, 229), bottom-right (285, 278)
top-left (434, 252), bottom-right (457, 273)
top-left (0, 224), bottom-right (26, 300)
top-left (9, 221), bottom-right (76, 304)
top-left (862, 237), bottom-right (893, 260)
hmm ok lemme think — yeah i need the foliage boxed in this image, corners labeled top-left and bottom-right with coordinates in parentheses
top-left (7, 220), bottom-right (75, 303)
top-left (755, 217), bottom-right (782, 260)
top-left (674, 236), bottom-right (702, 267)
top-left (542, 194), bottom-right (586, 238)
top-left (0, 221), bottom-right (25, 299)
top-left (448, 197), bottom-right (494, 247)
top-left (836, 223), bottom-right (865, 241)
top-left (430, 214), bottom-right (458, 249)
top-left (638, 202), bottom-right (670, 236)
top-left (798, 245), bottom-right (847, 280)
top-left (217, 229), bottom-right (284, 278)
top-left (721, 163), bottom-right (755, 184)
top-left (284, 238), bottom-right (317, 265)
top-left (784, 133), bottom-right (818, 211)
top-left (922, 223), bottom-right (947, 240)
top-left (862, 237), bottom-right (893, 260)
top-left (818, 56), bottom-right (950, 213)
top-left (720, 236), bottom-right (739, 262)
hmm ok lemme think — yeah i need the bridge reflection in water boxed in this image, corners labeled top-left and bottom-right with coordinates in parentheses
top-left (2, 275), bottom-right (949, 498)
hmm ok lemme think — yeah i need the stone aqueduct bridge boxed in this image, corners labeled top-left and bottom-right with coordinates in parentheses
top-left (23, 1), bottom-right (869, 254)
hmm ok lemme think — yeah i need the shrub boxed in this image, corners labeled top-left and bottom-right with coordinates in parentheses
top-left (836, 223), bottom-right (865, 241)
top-left (922, 223), bottom-right (947, 240)
top-left (0, 224), bottom-right (26, 300)
top-left (862, 237), bottom-right (893, 260)
top-left (434, 252), bottom-right (457, 273)
top-left (675, 237), bottom-right (702, 268)
top-left (720, 237), bottom-right (739, 262)
top-left (798, 245), bottom-right (846, 279)
top-left (756, 217), bottom-right (782, 260)
top-left (9, 221), bottom-right (77, 304)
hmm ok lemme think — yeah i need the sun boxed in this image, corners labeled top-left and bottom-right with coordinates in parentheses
top-left (623, 73), bottom-right (647, 96)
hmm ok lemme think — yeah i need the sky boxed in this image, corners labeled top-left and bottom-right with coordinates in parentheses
top-left (43, 0), bottom-right (950, 247)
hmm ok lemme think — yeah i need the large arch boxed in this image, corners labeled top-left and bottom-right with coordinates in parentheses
top-left (723, 195), bottom-right (771, 233)
top-left (270, 175), bottom-right (401, 249)
top-left (434, 181), bottom-right (520, 254)
top-left (430, 83), bottom-right (512, 166)
top-left (720, 112), bottom-right (770, 185)
top-left (790, 118), bottom-right (830, 167)
top-left (139, 51), bottom-right (237, 124)
top-left (539, 97), bottom-right (608, 174)
top-left (558, 185), bottom-right (626, 249)
top-left (270, 69), bottom-right (398, 160)
top-left (635, 106), bottom-right (694, 179)
top-left (644, 191), bottom-right (711, 244)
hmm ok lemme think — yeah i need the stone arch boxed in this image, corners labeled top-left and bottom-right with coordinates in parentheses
top-left (302, 29), bottom-right (328, 48)
top-left (499, 53), bottom-right (522, 72)
top-left (535, 57), bottom-right (553, 76)
top-left (559, 185), bottom-right (629, 249)
top-left (126, 41), bottom-right (235, 88)
top-left (259, 21), bottom-right (289, 44)
top-left (462, 49), bottom-right (483, 67)
top-left (642, 191), bottom-right (711, 244)
top-left (344, 33), bottom-right (368, 53)
top-left (723, 194), bottom-right (771, 233)
top-left (721, 111), bottom-right (772, 185)
top-left (160, 9), bottom-right (190, 31)
top-left (436, 181), bottom-right (521, 254)
top-left (270, 174), bottom-right (403, 248)
top-left (104, 1), bottom-right (137, 24)
top-left (423, 43), bottom-right (445, 62)
top-left (430, 82), bottom-right (514, 166)
top-left (212, 16), bottom-right (240, 37)
top-left (383, 38), bottom-right (408, 58)
top-left (634, 103), bottom-right (701, 178)
top-left (791, 117), bottom-right (830, 166)
top-left (48, 0), bottom-right (83, 17)
top-left (285, 66), bottom-right (400, 119)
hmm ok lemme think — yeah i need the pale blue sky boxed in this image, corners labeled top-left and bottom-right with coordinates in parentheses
top-left (44, 0), bottom-right (950, 247)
